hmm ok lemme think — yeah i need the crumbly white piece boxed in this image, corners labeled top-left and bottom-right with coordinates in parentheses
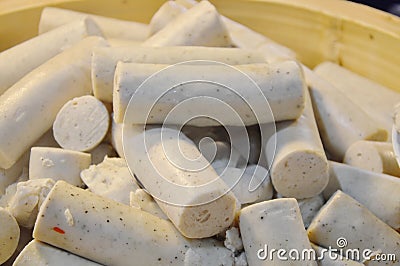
top-left (224, 227), bottom-right (243, 253)
top-left (7, 178), bottom-right (55, 228)
top-left (80, 156), bottom-right (139, 205)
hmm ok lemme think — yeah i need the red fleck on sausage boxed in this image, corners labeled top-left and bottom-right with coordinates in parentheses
top-left (53, 226), bottom-right (65, 234)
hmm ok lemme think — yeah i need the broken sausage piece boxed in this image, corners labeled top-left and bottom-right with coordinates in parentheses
top-left (324, 161), bottom-right (400, 230)
top-left (308, 191), bottom-right (400, 265)
top-left (239, 198), bottom-right (317, 266)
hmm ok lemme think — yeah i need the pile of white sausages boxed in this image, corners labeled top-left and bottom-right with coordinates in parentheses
top-left (0, 0), bottom-right (399, 265)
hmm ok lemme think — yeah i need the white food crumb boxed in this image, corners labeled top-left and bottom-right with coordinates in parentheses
top-left (224, 227), bottom-right (243, 253)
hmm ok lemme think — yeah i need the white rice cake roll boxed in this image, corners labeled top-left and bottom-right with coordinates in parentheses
top-left (33, 180), bottom-right (191, 266)
top-left (80, 157), bottom-right (139, 205)
top-left (310, 243), bottom-right (364, 266)
top-left (92, 46), bottom-right (265, 102)
top-left (144, 1), bottom-right (232, 47)
top-left (0, 36), bottom-right (108, 169)
top-left (39, 7), bottom-right (148, 41)
top-left (53, 95), bottom-right (110, 152)
top-left (13, 240), bottom-right (102, 266)
top-left (0, 18), bottom-right (102, 95)
top-left (297, 194), bottom-right (325, 229)
top-left (184, 244), bottom-right (234, 266)
top-left (239, 198), bottom-right (316, 266)
top-left (304, 66), bottom-right (387, 161)
top-left (308, 191), bottom-right (400, 265)
top-left (129, 189), bottom-right (168, 220)
top-left (8, 178), bottom-right (55, 228)
top-left (113, 61), bottom-right (305, 124)
top-left (89, 143), bottom-right (117, 165)
top-left (29, 147), bottom-right (90, 187)
top-left (266, 89), bottom-right (329, 199)
top-left (315, 62), bottom-right (400, 133)
top-left (224, 227), bottom-right (243, 253)
top-left (127, 127), bottom-right (237, 238)
top-left (148, 1), bottom-right (187, 36)
top-left (324, 161), bottom-right (400, 230)
top-left (343, 140), bottom-right (400, 177)
top-left (0, 208), bottom-right (20, 264)
top-left (174, 0), bottom-right (295, 62)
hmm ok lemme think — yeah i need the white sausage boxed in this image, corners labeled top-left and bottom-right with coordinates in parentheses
top-left (315, 62), bottom-right (400, 133)
top-left (39, 7), bottom-right (148, 41)
top-left (174, 0), bottom-right (296, 62)
top-left (0, 18), bottom-right (102, 95)
top-left (148, 1), bottom-right (187, 36)
top-left (308, 191), bottom-right (400, 265)
top-left (13, 240), bottom-right (102, 266)
top-left (304, 66), bottom-right (387, 161)
top-left (324, 161), bottom-right (400, 230)
top-left (0, 208), bottom-right (20, 264)
top-left (144, 1), bottom-right (232, 47)
top-left (113, 61), bottom-right (305, 124)
top-left (0, 36), bottom-right (108, 169)
top-left (343, 140), bottom-right (400, 177)
top-left (239, 198), bottom-right (316, 266)
top-left (29, 147), bottom-right (91, 187)
top-left (125, 127), bottom-right (237, 238)
top-left (53, 95), bottom-right (110, 152)
top-left (92, 46), bottom-right (265, 102)
top-left (266, 90), bottom-right (329, 199)
top-left (33, 180), bottom-right (191, 266)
